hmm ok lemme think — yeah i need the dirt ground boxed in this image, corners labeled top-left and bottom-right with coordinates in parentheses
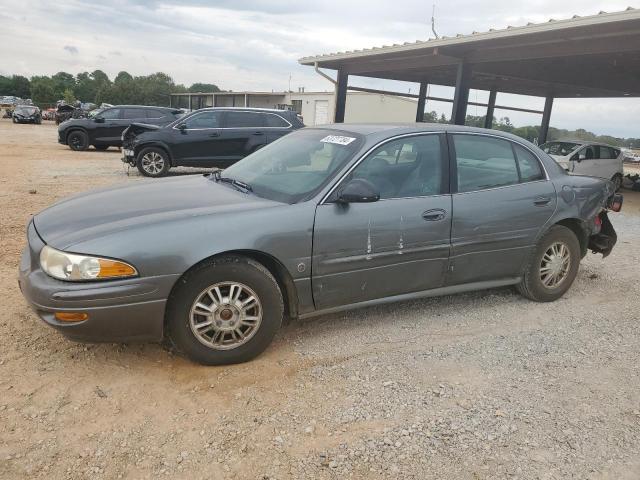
top-left (1, 120), bottom-right (640, 479)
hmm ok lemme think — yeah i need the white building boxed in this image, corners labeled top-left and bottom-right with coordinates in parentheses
top-left (169, 91), bottom-right (419, 126)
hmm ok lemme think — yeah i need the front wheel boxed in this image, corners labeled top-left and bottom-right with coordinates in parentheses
top-left (137, 147), bottom-right (170, 177)
top-left (67, 131), bottom-right (89, 151)
top-left (517, 225), bottom-right (580, 302)
top-left (166, 256), bottom-right (284, 365)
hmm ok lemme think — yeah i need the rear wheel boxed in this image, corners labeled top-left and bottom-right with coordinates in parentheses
top-left (67, 131), bottom-right (89, 151)
top-left (517, 225), bottom-right (580, 302)
top-left (137, 147), bottom-right (170, 177)
top-left (166, 256), bottom-right (284, 365)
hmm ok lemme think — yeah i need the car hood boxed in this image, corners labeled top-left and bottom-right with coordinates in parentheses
top-left (34, 175), bottom-right (280, 249)
top-left (58, 118), bottom-right (90, 129)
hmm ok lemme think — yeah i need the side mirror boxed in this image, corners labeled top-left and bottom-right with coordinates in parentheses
top-left (177, 123), bottom-right (187, 131)
top-left (94, 117), bottom-right (105, 123)
top-left (337, 178), bottom-right (380, 203)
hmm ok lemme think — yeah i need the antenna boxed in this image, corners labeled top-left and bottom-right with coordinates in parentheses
top-left (431, 4), bottom-right (439, 39)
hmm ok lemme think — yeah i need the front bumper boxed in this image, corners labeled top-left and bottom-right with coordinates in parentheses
top-left (121, 148), bottom-right (136, 164)
top-left (18, 222), bottom-right (180, 343)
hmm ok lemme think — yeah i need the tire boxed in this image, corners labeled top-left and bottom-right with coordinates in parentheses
top-left (67, 131), bottom-right (89, 151)
top-left (166, 255), bottom-right (284, 365)
top-left (136, 147), bottom-right (171, 177)
top-left (517, 225), bottom-right (581, 302)
top-left (611, 174), bottom-right (623, 192)
top-left (94, 145), bottom-right (109, 151)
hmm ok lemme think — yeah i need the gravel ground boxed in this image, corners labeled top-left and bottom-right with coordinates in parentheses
top-left (1, 119), bottom-right (639, 479)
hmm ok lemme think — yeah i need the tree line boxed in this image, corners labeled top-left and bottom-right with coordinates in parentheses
top-left (0, 71), bottom-right (221, 108)
top-left (424, 111), bottom-right (639, 149)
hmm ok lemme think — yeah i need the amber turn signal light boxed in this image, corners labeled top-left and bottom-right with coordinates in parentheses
top-left (54, 312), bottom-right (88, 322)
top-left (96, 259), bottom-right (137, 278)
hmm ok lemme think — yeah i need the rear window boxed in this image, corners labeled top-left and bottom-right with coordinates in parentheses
top-left (146, 109), bottom-right (167, 119)
top-left (540, 141), bottom-right (580, 156)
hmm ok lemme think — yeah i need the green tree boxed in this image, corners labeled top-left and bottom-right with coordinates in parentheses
top-left (188, 82), bottom-right (221, 93)
top-left (30, 76), bottom-right (57, 106)
top-left (62, 88), bottom-right (76, 104)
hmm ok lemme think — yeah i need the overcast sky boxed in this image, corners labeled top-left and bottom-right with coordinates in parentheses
top-left (0, 0), bottom-right (638, 138)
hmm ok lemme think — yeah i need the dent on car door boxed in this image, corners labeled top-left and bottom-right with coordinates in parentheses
top-left (448, 134), bottom-right (556, 285)
top-left (312, 133), bottom-right (452, 310)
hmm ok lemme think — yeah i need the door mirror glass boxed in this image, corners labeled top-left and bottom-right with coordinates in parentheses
top-left (337, 179), bottom-right (380, 203)
top-left (177, 123), bottom-right (187, 131)
top-left (94, 116), bottom-right (105, 123)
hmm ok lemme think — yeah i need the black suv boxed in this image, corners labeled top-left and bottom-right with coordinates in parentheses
top-left (121, 108), bottom-right (304, 177)
top-left (58, 105), bottom-right (182, 151)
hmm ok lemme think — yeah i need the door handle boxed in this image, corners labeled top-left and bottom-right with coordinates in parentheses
top-left (422, 209), bottom-right (446, 221)
top-left (253, 131), bottom-right (264, 136)
top-left (534, 196), bottom-right (551, 206)
top-left (208, 132), bottom-right (220, 137)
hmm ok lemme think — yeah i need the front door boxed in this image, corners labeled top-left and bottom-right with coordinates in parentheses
top-left (448, 133), bottom-right (557, 285)
top-left (93, 107), bottom-right (123, 143)
top-left (171, 110), bottom-right (224, 164)
top-left (312, 133), bottom-right (451, 310)
top-left (219, 111), bottom-right (268, 162)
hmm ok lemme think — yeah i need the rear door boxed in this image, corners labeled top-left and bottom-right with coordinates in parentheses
top-left (219, 111), bottom-right (268, 160)
top-left (593, 145), bottom-right (621, 179)
top-left (264, 112), bottom-right (293, 144)
top-left (170, 110), bottom-right (224, 164)
top-left (448, 133), bottom-right (556, 285)
top-left (312, 133), bottom-right (451, 310)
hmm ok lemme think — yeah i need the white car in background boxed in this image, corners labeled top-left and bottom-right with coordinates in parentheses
top-left (540, 141), bottom-right (624, 190)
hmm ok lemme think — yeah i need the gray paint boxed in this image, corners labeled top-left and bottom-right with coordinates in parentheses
top-left (19, 124), bottom-right (616, 343)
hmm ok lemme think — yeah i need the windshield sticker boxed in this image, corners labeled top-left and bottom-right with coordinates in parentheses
top-left (321, 135), bottom-right (356, 146)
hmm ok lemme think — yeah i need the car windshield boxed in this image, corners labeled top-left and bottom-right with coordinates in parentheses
top-left (16, 106), bottom-right (37, 114)
top-left (539, 141), bottom-right (580, 156)
top-left (219, 129), bottom-right (364, 203)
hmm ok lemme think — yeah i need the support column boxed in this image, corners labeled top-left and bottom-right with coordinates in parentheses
top-left (539, 95), bottom-right (554, 144)
top-left (244, 93), bottom-right (248, 107)
top-left (334, 70), bottom-right (348, 123)
top-left (416, 81), bottom-right (428, 122)
top-left (451, 62), bottom-right (472, 125)
top-left (188, 94), bottom-right (192, 111)
top-left (484, 88), bottom-right (497, 129)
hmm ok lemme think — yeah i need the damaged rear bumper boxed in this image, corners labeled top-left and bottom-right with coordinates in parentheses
top-left (588, 211), bottom-right (617, 258)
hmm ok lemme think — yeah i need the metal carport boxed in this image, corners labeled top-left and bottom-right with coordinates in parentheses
top-left (299, 8), bottom-right (640, 143)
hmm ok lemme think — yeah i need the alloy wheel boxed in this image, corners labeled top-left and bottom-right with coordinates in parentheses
top-left (189, 282), bottom-right (263, 350)
top-left (141, 152), bottom-right (165, 175)
top-left (539, 241), bottom-right (571, 288)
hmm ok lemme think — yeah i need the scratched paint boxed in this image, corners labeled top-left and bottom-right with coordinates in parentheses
top-left (398, 215), bottom-right (405, 253)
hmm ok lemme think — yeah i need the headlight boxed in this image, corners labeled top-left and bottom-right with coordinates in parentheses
top-left (39, 245), bottom-right (137, 281)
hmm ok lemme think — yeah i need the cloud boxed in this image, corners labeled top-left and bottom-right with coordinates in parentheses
top-left (1, 0), bottom-right (638, 136)
top-left (63, 45), bottom-right (79, 55)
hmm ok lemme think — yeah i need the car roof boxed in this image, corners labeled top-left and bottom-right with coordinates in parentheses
top-left (111, 105), bottom-right (177, 110)
top-left (551, 139), bottom-right (619, 148)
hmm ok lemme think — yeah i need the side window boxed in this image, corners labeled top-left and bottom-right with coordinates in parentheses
top-left (453, 135), bottom-right (519, 192)
top-left (123, 108), bottom-right (148, 119)
top-left (577, 146), bottom-right (596, 161)
top-left (264, 114), bottom-right (290, 128)
top-left (598, 146), bottom-right (612, 159)
top-left (98, 108), bottom-right (121, 120)
top-left (514, 145), bottom-right (544, 182)
top-left (225, 111), bottom-right (265, 128)
top-left (146, 109), bottom-right (166, 119)
top-left (182, 111), bottom-right (222, 129)
top-left (347, 134), bottom-right (443, 199)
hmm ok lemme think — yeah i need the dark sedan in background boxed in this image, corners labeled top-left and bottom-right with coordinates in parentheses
top-left (13, 105), bottom-right (42, 124)
top-left (19, 124), bottom-right (621, 365)
top-left (121, 107), bottom-right (304, 176)
top-left (58, 105), bottom-right (182, 151)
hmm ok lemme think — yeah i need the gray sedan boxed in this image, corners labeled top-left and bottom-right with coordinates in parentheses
top-left (19, 124), bottom-right (622, 365)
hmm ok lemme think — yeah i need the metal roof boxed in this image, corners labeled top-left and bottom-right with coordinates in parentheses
top-left (299, 8), bottom-right (640, 98)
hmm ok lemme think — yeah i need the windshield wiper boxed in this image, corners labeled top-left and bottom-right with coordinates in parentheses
top-left (211, 170), bottom-right (252, 193)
